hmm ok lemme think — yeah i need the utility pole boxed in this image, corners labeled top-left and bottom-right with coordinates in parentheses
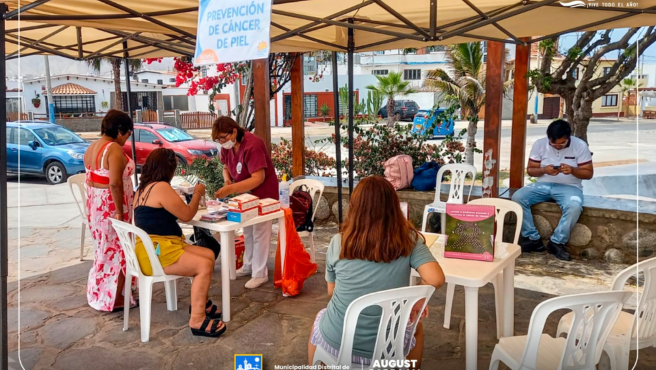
top-left (44, 56), bottom-right (55, 122)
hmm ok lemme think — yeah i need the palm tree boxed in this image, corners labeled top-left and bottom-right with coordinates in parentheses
top-left (617, 77), bottom-right (644, 119)
top-left (87, 58), bottom-right (142, 112)
top-left (424, 42), bottom-right (486, 165)
top-left (366, 72), bottom-right (417, 127)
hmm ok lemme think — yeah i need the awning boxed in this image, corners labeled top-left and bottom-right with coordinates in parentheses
top-left (3, 0), bottom-right (656, 58)
top-left (51, 83), bottom-right (97, 95)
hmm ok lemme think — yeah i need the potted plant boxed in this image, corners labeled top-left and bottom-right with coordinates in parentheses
top-left (319, 102), bottom-right (330, 121)
top-left (101, 101), bottom-right (109, 109)
top-left (32, 94), bottom-right (41, 108)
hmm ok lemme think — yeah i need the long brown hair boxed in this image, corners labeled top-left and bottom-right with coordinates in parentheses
top-left (340, 176), bottom-right (424, 262)
top-left (137, 148), bottom-right (177, 198)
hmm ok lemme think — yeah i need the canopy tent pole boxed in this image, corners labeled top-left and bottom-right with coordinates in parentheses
top-left (1, 6), bottom-right (9, 370)
top-left (510, 37), bottom-right (531, 189)
top-left (123, 41), bottom-right (138, 187)
top-left (332, 51), bottom-right (343, 225)
top-left (291, 52), bottom-right (305, 177)
top-left (482, 41), bottom-right (505, 198)
top-left (347, 19), bottom-right (354, 195)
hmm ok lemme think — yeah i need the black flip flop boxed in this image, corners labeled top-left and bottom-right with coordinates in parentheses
top-left (189, 299), bottom-right (222, 320)
top-left (111, 299), bottom-right (139, 313)
top-left (190, 316), bottom-right (227, 338)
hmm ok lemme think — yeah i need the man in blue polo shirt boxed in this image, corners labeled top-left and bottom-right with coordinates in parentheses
top-left (512, 120), bottom-right (594, 261)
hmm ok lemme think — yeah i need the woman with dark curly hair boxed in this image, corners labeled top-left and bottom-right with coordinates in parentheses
top-left (84, 109), bottom-right (135, 312)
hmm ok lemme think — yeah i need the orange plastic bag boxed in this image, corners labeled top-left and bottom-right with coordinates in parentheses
top-left (274, 208), bottom-right (318, 296)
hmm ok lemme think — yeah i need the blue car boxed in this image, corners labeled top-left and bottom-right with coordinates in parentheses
top-left (6, 121), bottom-right (90, 184)
top-left (411, 109), bottom-right (455, 139)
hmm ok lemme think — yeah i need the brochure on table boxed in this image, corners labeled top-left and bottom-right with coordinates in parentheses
top-left (444, 204), bottom-right (496, 262)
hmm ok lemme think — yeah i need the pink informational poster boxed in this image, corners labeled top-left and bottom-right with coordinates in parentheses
top-left (444, 203), bottom-right (496, 262)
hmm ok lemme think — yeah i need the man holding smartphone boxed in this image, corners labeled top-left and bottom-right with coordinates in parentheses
top-left (512, 119), bottom-right (594, 261)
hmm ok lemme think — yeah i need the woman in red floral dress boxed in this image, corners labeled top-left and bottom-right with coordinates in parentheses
top-left (83, 110), bottom-right (135, 311)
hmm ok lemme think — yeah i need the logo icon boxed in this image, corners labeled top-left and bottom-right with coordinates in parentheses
top-left (559, 0), bottom-right (588, 7)
top-left (235, 354), bottom-right (262, 370)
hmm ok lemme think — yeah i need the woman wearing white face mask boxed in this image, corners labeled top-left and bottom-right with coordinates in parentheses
top-left (212, 117), bottom-right (279, 289)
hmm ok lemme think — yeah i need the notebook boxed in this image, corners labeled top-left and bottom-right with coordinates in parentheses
top-left (444, 203), bottom-right (496, 262)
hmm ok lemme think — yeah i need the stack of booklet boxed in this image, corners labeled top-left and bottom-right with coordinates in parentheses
top-left (200, 208), bottom-right (229, 222)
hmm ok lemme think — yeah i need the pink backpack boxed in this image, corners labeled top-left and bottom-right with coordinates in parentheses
top-left (384, 155), bottom-right (414, 190)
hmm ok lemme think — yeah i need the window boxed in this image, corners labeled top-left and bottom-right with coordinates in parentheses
top-left (603, 67), bottom-right (612, 76)
top-left (631, 74), bottom-right (648, 80)
top-left (601, 94), bottom-right (618, 107)
top-left (169, 78), bottom-right (176, 83)
top-left (156, 128), bottom-right (194, 142)
top-left (53, 95), bottom-right (96, 114)
top-left (141, 79), bottom-right (148, 83)
top-left (303, 58), bottom-right (317, 75)
top-left (18, 128), bottom-right (35, 146)
top-left (482, 41), bottom-right (488, 63)
top-left (33, 126), bottom-right (84, 146)
top-left (403, 69), bottom-right (421, 80)
top-left (572, 68), bottom-right (579, 80)
top-left (137, 129), bottom-right (158, 143)
top-left (6, 127), bottom-right (15, 144)
top-left (201, 68), bottom-right (208, 78)
top-left (372, 69), bottom-right (389, 76)
top-left (157, 79), bottom-right (163, 85)
top-left (163, 95), bottom-right (189, 111)
top-left (304, 94), bottom-right (318, 117)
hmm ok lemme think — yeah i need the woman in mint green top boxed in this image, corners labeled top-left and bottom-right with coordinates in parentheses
top-left (307, 176), bottom-right (445, 368)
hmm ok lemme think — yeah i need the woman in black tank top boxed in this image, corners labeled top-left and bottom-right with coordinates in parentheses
top-left (133, 148), bottom-right (226, 338)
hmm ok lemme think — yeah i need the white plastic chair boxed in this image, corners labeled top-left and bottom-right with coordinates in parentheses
top-left (490, 291), bottom-right (632, 370)
top-left (556, 257), bottom-right (656, 370)
top-left (67, 174), bottom-right (88, 261)
top-left (313, 285), bottom-right (435, 369)
top-left (289, 179), bottom-right (325, 263)
top-left (421, 164), bottom-right (477, 234)
top-left (110, 219), bottom-right (188, 342)
top-left (442, 198), bottom-right (524, 337)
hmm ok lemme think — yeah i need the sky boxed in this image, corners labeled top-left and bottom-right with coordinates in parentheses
top-left (557, 28), bottom-right (656, 65)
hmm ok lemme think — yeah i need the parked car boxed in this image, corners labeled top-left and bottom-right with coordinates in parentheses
top-left (122, 123), bottom-right (218, 167)
top-left (5, 121), bottom-right (90, 184)
top-left (378, 100), bottom-right (420, 121)
top-left (410, 108), bottom-right (455, 139)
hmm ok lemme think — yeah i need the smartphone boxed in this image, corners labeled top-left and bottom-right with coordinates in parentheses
top-left (553, 165), bottom-right (561, 170)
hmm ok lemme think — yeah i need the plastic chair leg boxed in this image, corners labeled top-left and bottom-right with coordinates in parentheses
top-left (123, 270), bottom-right (131, 332)
top-left (164, 280), bottom-right (178, 311)
top-left (444, 283), bottom-right (455, 329)
top-left (138, 279), bottom-right (153, 343)
top-left (494, 273), bottom-right (504, 339)
top-left (440, 212), bottom-right (447, 234)
top-left (80, 223), bottom-right (85, 261)
top-left (309, 232), bottom-right (316, 263)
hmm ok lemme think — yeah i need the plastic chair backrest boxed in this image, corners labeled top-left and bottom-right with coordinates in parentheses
top-left (337, 285), bottom-right (435, 365)
top-left (68, 173), bottom-right (88, 221)
top-left (290, 179), bottom-right (325, 223)
top-left (521, 291), bottom-right (631, 370)
top-left (469, 198), bottom-right (523, 245)
top-left (433, 164), bottom-right (476, 205)
top-left (610, 256), bottom-right (656, 341)
top-left (110, 219), bottom-right (166, 278)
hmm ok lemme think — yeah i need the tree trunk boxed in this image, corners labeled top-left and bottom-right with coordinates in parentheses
top-left (569, 98), bottom-right (593, 143)
top-left (386, 98), bottom-right (396, 127)
top-left (112, 60), bottom-right (123, 111)
top-left (465, 119), bottom-right (477, 165)
top-left (238, 67), bottom-right (254, 129)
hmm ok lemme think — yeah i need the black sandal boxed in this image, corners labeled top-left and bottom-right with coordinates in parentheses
top-left (190, 316), bottom-right (227, 338)
top-left (189, 299), bottom-right (222, 320)
top-left (111, 299), bottom-right (139, 313)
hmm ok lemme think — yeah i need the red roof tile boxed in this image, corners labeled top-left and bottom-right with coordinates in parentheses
top-left (52, 83), bottom-right (96, 95)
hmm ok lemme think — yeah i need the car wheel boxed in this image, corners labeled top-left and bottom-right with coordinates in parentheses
top-left (176, 154), bottom-right (188, 167)
top-left (45, 161), bottom-right (67, 185)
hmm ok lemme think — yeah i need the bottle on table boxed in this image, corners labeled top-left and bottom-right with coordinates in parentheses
top-left (279, 174), bottom-right (290, 209)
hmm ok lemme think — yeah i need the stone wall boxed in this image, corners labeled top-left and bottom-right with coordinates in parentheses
top-left (305, 176), bottom-right (656, 264)
top-left (55, 118), bottom-right (104, 132)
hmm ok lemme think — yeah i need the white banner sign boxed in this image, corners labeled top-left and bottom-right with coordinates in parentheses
top-left (194, 0), bottom-right (272, 65)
